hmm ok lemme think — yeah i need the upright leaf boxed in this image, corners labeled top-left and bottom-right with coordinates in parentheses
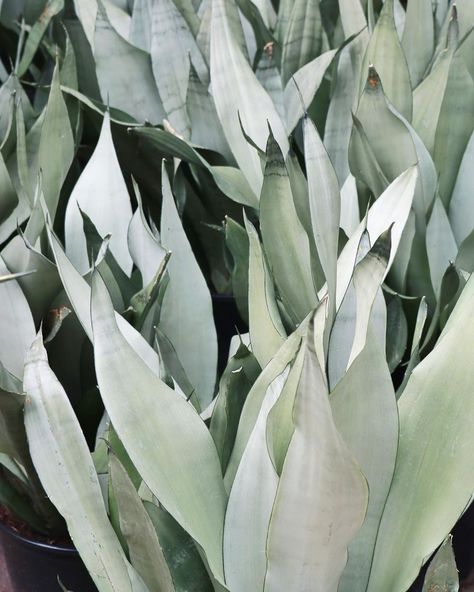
top-left (94, 5), bottom-right (164, 123)
top-left (304, 116), bottom-right (340, 328)
top-left (159, 166), bottom-right (217, 408)
top-left (422, 536), bottom-right (459, 592)
top-left (24, 334), bottom-right (145, 592)
top-left (263, 313), bottom-right (368, 592)
top-left (245, 216), bottom-right (286, 369)
top-left (150, 0), bottom-right (208, 138)
top-left (110, 454), bottom-right (175, 592)
top-left (360, 0), bottom-right (412, 121)
top-left (260, 133), bottom-right (316, 325)
top-left (401, 0), bottom-right (435, 88)
top-left (449, 128), bottom-right (474, 245)
top-left (65, 112), bottom-right (133, 276)
top-left (281, 0), bottom-right (323, 85)
top-left (332, 326), bottom-right (398, 592)
top-left (91, 272), bottom-right (227, 585)
top-left (367, 270), bottom-right (474, 591)
top-left (210, 0), bottom-right (288, 195)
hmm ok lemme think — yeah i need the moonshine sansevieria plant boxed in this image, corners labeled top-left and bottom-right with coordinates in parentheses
top-left (0, 0), bottom-right (472, 591)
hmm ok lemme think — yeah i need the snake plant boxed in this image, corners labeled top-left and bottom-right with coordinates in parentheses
top-left (0, 0), bottom-right (472, 591)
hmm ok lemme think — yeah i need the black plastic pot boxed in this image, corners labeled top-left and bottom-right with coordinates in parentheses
top-left (211, 294), bottom-right (248, 375)
top-left (0, 520), bottom-right (96, 592)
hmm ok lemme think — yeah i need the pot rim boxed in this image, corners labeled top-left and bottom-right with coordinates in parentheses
top-left (0, 517), bottom-right (77, 555)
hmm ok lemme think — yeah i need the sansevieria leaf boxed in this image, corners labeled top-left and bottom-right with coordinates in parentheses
top-left (367, 269), bottom-right (474, 591)
top-left (24, 333), bottom-right (147, 592)
top-left (91, 272), bottom-right (227, 585)
top-left (65, 111), bottom-right (133, 276)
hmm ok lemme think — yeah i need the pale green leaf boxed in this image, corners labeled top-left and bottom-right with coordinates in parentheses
top-left (150, 0), bottom-right (207, 138)
top-left (210, 0), bottom-right (288, 195)
top-left (332, 325), bottom-right (398, 592)
top-left (65, 112), bottom-right (133, 276)
top-left (260, 133), bottom-right (316, 325)
top-left (281, 0), bottom-right (323, 85)
top-left (284, 49), bottom-right (337, 133)
top-left (24, 333), bottom-right (146, 592)
top-left (401, 0), bottom-right (435, 88)
top-left (245, 214), bottom-right (286, 376)
top-left (94, 5), bottom-right (165, 123)
top-left (91, 272), bottom-right (227, 584)
top-left (223, 367), bottom-right (288, 592)
top-left (127, 180), bottom-right (167, 287)
top-left (263, 313), bottom-right (368, 592)
top-left (367, 270), bottom-right (474, 591)
top-left (426, 196), bottom-right (458, 295)
top-left (360, 0), bottom-right (412, 121)
top-left (434, 49), bottom-right (474, 208)
top-left (159, 165), bottom-right (217, 408)
top-left (304, 116), bottom-right (340, 327)
top-left (38, 62), bottom-right (74, 224)
top-left (335, 167), bottom-right (418, 308)
top-left (449, 128), bottom-right (474, 245)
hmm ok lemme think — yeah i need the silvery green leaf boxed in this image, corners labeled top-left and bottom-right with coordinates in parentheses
top-left (304, 116), bottom-right (340, 329)
top-left (255, 49), bottom-right (285, 122)
top-left (324, 44), bottom-right (357, 185)
top-left (210, 0), bottom-right (288, 195)
top-left (284, 49), bottom-right (337, 133)
top-left (110, 454), bottom-right (175, 592)
top-left (412, 36), bottom-right (455, 153)
top-left (434, 47), bottom-right (474, 208)
top-left (24, 333), bottom-right (147, 592)
top-left (449, 128), bottom-right (474, 245)
top-left (421, 536), bottom-right (459, 592)
top-left (130, 0), bottom-right (152, 51)
top-left (426, 196), bottom-right (458, 296)
top-left (65, 112), bottom-right (133, 276)
top-left (260, 132), bottom-right (315, 325)
top-left (263, 312), bottom-right (368, 592)
top-left (367, 271), bottom-right (474, 591)
top-left (223, 366), bottom-right (289, 592)
top-left (91, 272), bottom-right (227, 586)
top-left (37, 62), bottom-right (74, 227)
top-left (245, 215), bottom-right (286, 370)
top-left (94, 4), bottom-right (164, 123)
top-left (127, 180), bottom-right (167, 287)
top-left (281, 0), bottom-right (323, 85)
top-left (186, 65), bottom-right (231, 159)
top-left (332, 324), bottom-right (398, 592)
top-left (401, 0), bottom-right (434, 88)
top-left (150, 0), bottom-right (207, 138)
top-left (340, 174), bottom-right (360, 237)
top-left (360, 0), bottom-right (412, 121)
top-left (335, 167), bottom-right (418, 308)
top-left (159, 165), bottom-right (217, 408)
